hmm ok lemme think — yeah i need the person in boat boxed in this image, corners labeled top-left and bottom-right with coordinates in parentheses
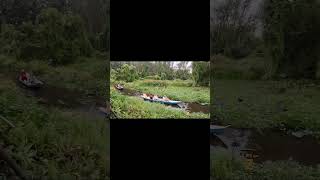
top-left (163, 96), bottom-right (170, 101)
top-left (153, 95), bottom-right (159, 100)
top-left (19, 69), bottom-right (30, 82)
top-left (149, 94), bottom-right (154, 100)
top-left (144, 93), bottom-right (153, 100)
top-left (116, 84), bottom-right (124, 89)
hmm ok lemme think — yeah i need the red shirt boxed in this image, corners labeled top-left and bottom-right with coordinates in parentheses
top-left (20, 72), bottom-right (27, 81)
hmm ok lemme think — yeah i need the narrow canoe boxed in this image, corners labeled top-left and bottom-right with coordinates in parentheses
top-left (142, 97), bottom-right (182, 105)
top-left (18, 76), bottom-right (43, 88)
top-left (210, 125), bottom-right (230, 135)
top-left (115, 85), bottom-right (123, 90)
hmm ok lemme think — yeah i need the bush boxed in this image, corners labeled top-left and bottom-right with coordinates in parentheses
top-left (114, 64), bottom-right (138, 82)
top-left (3, 8), bottom-right (93, 65)
top-left (192, 61), bottom-right (210, 86)
top-left (263, 0), bottom-right (320, 79)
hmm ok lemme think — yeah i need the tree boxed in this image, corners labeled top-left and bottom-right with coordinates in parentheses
top-left (192, 62), bottom-right (210, 86)
top-left (116, 64), bottom-right (138, 82)
top-left (263, 0), bottom-right (320, 79)
top-left (210, 0), bottom-right (258, 57)
top-left (175, 69), bottom-right (190, 80)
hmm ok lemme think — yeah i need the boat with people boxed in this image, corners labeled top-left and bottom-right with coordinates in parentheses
top-left (18, 70), bottom-right (44, 88)
top-left (115, 84), bottom-right (124, 90)
top-left (141, 93), bottom-right (182, 105)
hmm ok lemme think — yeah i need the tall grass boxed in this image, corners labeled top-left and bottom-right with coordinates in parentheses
top-left (211, 149), bottom-right (320, 180)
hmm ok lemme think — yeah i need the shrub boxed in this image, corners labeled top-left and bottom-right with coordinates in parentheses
top-left (192, 61), bottom-right (210, 86)
top-left (4, 8), bottom-right (93, 65)
top-left (114, 64), bottom-right (138, 82)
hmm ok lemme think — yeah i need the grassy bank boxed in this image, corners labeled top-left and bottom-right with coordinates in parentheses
top-left (122, 79), bottom-right (210, 104)
top-left (110, 88), bottom-right (209, 119)
top-left (213, 79), bottom-right (320, 132)
top-left (211, 149), bottom-right (320, 180)
top-left (0, 78), bottom-right (109, 178)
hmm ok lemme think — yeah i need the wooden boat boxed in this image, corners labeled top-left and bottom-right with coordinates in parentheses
top-left (18, 76), bottom-right (43, 88)
top-left (141, 96), bottom-right (182, 105)
top-left (210, 125), bottom-right (230, 135)
top-left (115, 84), bottom-right (123, 90)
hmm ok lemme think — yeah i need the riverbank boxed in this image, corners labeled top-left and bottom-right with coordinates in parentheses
top-left (211, 79), bottom-right (320, 180)
top-left (212, 79), bottom-right (320, 133)
top-left (0, 55), bottom-right (109, 178)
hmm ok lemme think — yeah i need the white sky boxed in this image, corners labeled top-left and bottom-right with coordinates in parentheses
top-left (172, 61), bottom-right (193, 72)
top-left (150, 61), bottom-right (193, 72)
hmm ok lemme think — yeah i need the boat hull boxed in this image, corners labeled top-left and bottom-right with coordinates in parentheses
top-left (210, 125), bottom-right (228, 135)
top-left (142, 97), bottom-right (181, 105)
top-left (18, 78), bottom-right (43, 88)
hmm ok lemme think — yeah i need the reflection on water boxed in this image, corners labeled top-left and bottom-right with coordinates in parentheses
top-left (211, 128), bottom-right (320, 166)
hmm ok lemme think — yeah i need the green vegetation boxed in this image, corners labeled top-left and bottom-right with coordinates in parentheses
top-left (0, 55), bottom-right (107, 96)
top-left (0, 1), bottom-right (109, 178)
top-left (111, 88), bottom-right (208, 119)
top-left (111, 61), bottom-right (210, 118)
top-left (1, 8), bottom-right (93, 65)
top-left (192, 61), bottom-right (210, 86)
top-left (263, 0), bottom-right (320, 79)
top-left (213, 79), bottom-right (320, 132)
top-left (211, 149), bottom-right (320, 180)
top-left (211, 1), bottom-right (320, 179)
top-left (0, 78), bottom-right (109, 178)
top-left (111, 61), bottom-right (209, 86)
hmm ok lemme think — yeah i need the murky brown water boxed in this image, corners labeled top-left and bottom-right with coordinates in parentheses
top-left (116, 87), bottom-right (209, 114)
top-left (211, 128), bottom-right (320, 166)
top-left (18, 82), bottom-right (107, 118)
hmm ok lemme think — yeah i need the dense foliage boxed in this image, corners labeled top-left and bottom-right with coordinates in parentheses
top-left (263, 0), bottom-right (320, 79)
top-left (210, 0), bottom-right (259, 58)
top-left (0, 0), bottom-right (110, 64)
top-left (0, 74), bottom-right (109, 178)
top-left (211, 149), bottom-right (320, 180)
top-left (192, 62), bottom-right (210, 86)
top-left (211, 0), bottom-right (320, 79)
top-left (111, 61), bottom-right (209, 86)
top-left (0, 8), bottom-right (94, 65)
top-left (113, 64), bottom-right (138, 82)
